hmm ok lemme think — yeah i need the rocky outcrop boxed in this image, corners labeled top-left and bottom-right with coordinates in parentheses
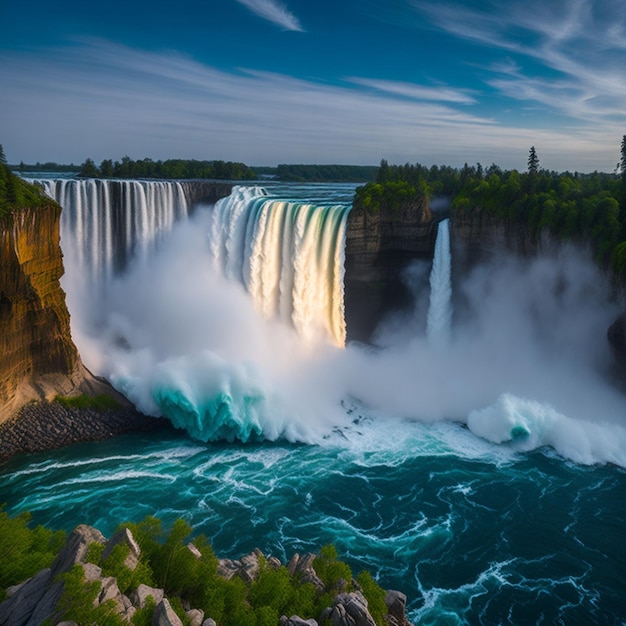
top-left (1, 524), bottom-right (414, 626)
top-left (0, 201), bottom-right (126, 425)
top-left (344, 199), bottom-right (435, 342)
top-left (179, 181), bottom-right (233, 207)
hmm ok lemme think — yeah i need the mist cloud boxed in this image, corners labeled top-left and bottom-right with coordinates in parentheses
top-left (61, 198), bottom-right (626, 467)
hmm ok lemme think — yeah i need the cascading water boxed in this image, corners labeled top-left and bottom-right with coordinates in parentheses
top-left (3, 181), bottom-right (626, 625)
top-left (35, 178), bottom-right (190, 287)
top-left (426, 218), bottom-right (452, 344)
top-left (208, 186), bottom-right (351, 347)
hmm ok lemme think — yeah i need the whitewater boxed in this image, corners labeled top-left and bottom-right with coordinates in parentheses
top-left (2, 180), bottom-right (626, 623)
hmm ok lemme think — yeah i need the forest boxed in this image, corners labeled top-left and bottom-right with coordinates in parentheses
top-left (354, 139), bottom-right (626, 282)
top-left (77, 156), bottom-right (256, 180)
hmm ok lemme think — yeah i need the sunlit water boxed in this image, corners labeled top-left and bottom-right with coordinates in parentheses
top-left (2, 181), bottom-right (626, 623)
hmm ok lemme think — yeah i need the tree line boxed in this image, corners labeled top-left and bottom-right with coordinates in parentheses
top-left (78, 156), bottom-right (256, 180)
top-left (356, 138), bottom-right (626, 281)
top-left (268, 164), bottom-right (378, 182)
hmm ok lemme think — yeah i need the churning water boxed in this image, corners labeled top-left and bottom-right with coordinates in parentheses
top-left (3, 180), bottom-right (626, 623)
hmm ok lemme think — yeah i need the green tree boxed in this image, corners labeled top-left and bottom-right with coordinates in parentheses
top-left (0, 144), bottom-right (6, 164)
top-left (528, 146), bottom-right (539, 174)
top-left (79, 157), bottom-right (99, 177)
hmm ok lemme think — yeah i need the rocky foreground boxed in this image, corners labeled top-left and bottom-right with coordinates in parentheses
top-left (0, 401), bottom-right (172, 462)
top-left (0, 524), bottom-right (414, 626)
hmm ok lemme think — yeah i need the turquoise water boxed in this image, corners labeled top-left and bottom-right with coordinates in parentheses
top-left (1, 411), bottom-right (624, 624)
top-left (5, 179), bottom-right (625, 623)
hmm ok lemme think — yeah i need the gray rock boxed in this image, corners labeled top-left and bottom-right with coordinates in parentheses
top-left (55, 622), bottom-right (79, 626)
top-left (101, 527), bottom-right (141, 571)
top-left (81, 562), bottom-right (102, 582)
top-left (187, 542), bottom-right (202, 559)
top-left (216, 558), bottom-right (240, 580)
top-left (280, 616), bottom-right (318, 626)
top-left (201, 619), bottom-right (217, 626)
top-left (385, 590), bottom-right (412, 626)
top-left (49, 525), bottom-right (106, 579)
top-left (329, 592), bottom-right (376, 626)
top-left (0, 568), bottom-right (52, 626)
top-left (97, 576), bottom-right (126, 613)
top-left (186, 607), bottom-right (204, 626)
top-left (152, 598), bottom-right (183, 626)
top-left (129, 583), bottom-right (165, 609)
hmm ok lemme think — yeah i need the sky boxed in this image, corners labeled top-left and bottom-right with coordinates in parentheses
top-left (1, 0), bottom-right (625, 171)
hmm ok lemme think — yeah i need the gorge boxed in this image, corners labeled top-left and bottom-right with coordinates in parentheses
top-left (1, 176), bottom-right (626, 624)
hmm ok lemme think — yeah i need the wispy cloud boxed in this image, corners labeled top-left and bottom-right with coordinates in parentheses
top-left (348, 78), bottom-right (477, 105)
top-left (411, 0), bottom-right (626, 129)
top-left (234, 0), bottom-right (303, 31)
top-left (0, 39), bottom-right (618, 170)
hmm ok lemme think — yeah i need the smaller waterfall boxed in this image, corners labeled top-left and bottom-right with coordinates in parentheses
top-left (426, 218), bottom-right (452, 344)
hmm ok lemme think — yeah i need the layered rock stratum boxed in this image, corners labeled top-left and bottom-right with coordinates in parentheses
top-left (0, 195), bottom-right (139, 432)
top-left (344, 197), bottom-right (435, 342)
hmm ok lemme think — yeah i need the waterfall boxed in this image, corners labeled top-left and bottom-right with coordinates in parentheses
top-left (35, 179), bottom-right (190, 286)
top-left (426, 218), bottom-right (452, 344)
top-left (208, 186), bottom-right (351, 347)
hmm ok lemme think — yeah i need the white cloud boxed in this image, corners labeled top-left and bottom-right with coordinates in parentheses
top-left (411, 0), bottom-right (626, 130)
top-left (234, 0), bottom-right (303, 31)
top-left (348, 77), bottom-right (477, 105)
top-left (0, 39), bottom-right (619, 171)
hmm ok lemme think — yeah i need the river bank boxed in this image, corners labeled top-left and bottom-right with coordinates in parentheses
top-left (0, 401), bottom-right (172, 463)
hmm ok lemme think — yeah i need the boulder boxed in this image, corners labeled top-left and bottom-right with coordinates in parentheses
top-left (186, 608), bottom-right (204, 626)
top-left (326, 592), bottom-right (376, 626)
top-left (101, 527), bottom-right (141, 571)
top-left (152, 598), bottom-right (183, 626)
top-left (129, 583), bottom-right (165, 609)
top-left (0, 568), bottom-right (53, 626)
top-left (385, 590), bottom-right (413, 626)
top-left (280, 616), bottom-right (318, 626)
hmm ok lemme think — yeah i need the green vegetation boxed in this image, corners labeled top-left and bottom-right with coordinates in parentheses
top-left (10, 161), bottom-right (80, 174)
top-left (269, 164), bottom-right (378, 182)
top-left (78, 156), bottom-right (256, 180)
top-left (0, 145), bottom-right (56, 218)
top-left (54, 394), bottom-right (122, 412)
top-left (0, 506), bottom-right (66, 602)
top-left (356, 143), bottom-right (626, 282)
top-left (0, 512), bottom-right (391, 625)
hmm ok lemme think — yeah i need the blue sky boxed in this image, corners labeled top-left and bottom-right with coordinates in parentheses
top-left (1, 0), bottom-right (624, 171)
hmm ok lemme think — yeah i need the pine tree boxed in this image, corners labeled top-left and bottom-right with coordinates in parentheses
top-left (527, 146), bottom-right (539, 174)
top-left (0, 144), bottom-right (6, 165)
top-left (620, 135), bottom-right (626, 184)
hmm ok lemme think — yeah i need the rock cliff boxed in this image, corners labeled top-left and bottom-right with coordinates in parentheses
top-left (0, 200), bottom-right (118, 424)
top-left (451, 205), bottom-right (626, 374)
top-left (344, 199), bottom-right (436, 342)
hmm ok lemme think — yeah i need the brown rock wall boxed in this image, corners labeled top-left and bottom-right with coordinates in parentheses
top-left (344, 199), bottom-right (436, 342)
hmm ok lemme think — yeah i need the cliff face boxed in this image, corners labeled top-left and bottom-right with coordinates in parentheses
top-left (450, 206), bottom-right (541, 267)
top-left (0, 203), bottom-right (95, 422)
top-left (344, 199), bottom-right (435, 342)
top-left (451, 206), bottom-right (626, 373)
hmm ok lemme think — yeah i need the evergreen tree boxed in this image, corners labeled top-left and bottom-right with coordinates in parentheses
top-left (528, 146), bottom-right (539, 174)
top-left (0, 144), bottom-right (6, 165)
top-left (620, 135), bottom-right (626, 184)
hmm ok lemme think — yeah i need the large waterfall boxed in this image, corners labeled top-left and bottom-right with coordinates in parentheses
top-left (36, 179), bottom-right (190, 286)
top-left (208, 186), bottom-right (350, 347)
